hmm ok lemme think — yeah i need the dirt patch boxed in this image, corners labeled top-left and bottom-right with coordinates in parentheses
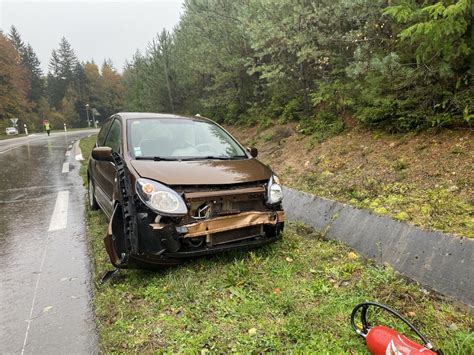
top-left (227, 124), bottom-right (474, 237)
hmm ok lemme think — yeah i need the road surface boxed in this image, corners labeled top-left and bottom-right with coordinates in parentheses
top-left (0, 130), bottom-right (98, 354)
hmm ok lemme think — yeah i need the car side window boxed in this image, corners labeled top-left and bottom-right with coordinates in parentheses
top-left (104, 119), bottom-right (122, 153)
top-left (97, 118), bottom-right (113, 146)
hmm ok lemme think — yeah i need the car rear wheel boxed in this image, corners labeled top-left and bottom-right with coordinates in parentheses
top-left (88, 177), bottom-right (100, 210)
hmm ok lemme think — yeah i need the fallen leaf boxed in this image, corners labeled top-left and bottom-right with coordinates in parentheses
top-left (286, 257), bottom-right (293, 263)
top-left (407, 311), bottom-right (416, 317)
top-left (272, 288), bottom-right (281, 295)
top-left (449, 323), bottom-right (458, 331)
top-left (248, 327), bottom-right (257, 336)
top-left (347, 252), bottom-right (358, 260)
top-left (43, 306), bottom-right (53, 313)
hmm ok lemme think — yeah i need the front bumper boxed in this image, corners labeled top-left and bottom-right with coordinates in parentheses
top-left (105, 209), bottom-right (285, 269)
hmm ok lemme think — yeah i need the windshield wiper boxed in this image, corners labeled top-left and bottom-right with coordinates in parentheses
top-left (135, 156), bottom-right (178, 161)
top-left (181, 155), bottom-right (247, 161)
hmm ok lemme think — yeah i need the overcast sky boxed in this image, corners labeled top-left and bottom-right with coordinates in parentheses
top-left (0, 0), bottom-right (184, 73)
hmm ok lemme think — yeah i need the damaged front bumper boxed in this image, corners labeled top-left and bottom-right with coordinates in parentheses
top-left (105, 207), bottom-right (285, 269)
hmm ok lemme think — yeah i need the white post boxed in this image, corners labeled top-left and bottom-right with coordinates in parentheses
top-left (64, 123), bottom-right (67, 132)
top-left (24, 124), bottom-right (28, 136)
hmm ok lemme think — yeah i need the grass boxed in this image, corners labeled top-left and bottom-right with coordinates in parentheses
top-left (79, 136), bottom-right (473, 353)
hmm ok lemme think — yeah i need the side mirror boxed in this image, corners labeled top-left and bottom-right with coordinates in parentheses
top-left (92, 146), bottom-right (113, 161)
top-left (247, 146), bottom-right (258, 158)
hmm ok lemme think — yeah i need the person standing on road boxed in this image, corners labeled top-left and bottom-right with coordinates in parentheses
top-left (44, 121), bottom-right (51, 136)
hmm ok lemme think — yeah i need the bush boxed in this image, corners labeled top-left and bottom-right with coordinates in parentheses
top-left (281, 97), bottom-right (305, 122)
top-left (297, 110), bottom-right (344, 143)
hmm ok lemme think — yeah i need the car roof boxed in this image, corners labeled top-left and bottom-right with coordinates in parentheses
top-left (116, 112), bottom-right (213, 123)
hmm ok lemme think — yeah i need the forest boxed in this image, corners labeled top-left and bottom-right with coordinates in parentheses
top-left (1, 0), bottom-right (472, 135)
top-left (0, 28), bottom-right (124, 132)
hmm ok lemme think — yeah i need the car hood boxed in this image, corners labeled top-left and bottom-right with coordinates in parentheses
top-left (130, 158), bottom-right (272, 185)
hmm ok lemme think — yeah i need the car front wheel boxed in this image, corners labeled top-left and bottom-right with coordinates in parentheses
top-left (88, 177), bottom-right (100, 210)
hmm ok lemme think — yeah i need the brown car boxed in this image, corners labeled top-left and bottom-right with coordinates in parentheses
top-left (87, 112), bottom-right (284, 269)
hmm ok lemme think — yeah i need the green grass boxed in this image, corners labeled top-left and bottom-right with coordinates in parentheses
top-left (79, 136), bottom-right (473, 353)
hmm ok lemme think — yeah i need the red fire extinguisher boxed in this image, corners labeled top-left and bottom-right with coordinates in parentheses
top-left (351, 302), bottom-right (443, 355)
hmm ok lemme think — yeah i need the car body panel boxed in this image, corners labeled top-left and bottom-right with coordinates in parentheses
top-left (129, 158), bottom-right (272, 185)
top-left (94, 160), bottom-right (116, 215)
top-left (159, 210), bottom-right (285, 238)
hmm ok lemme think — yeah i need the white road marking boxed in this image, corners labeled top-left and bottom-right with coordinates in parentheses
top-left (65, 151), bottom-right (70, 157)
top-left (62, 162), bottom-right (69, 173)
top-left (0, 145), bottom-right (23, 154)
top-left (75, 153), bottom-right (83, 161)
top-left (21, 230), bottom-right (50, 355)
top-left (48, 191), bottom-right (69, 232)
top-left (22, 190), bottom-right (69, 353)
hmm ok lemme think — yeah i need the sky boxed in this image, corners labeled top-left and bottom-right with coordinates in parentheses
top-left (0, 0), bottom-right (184, 73)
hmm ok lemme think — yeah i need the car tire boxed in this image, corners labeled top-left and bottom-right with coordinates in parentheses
top-left (88, 177), bottom-right (100, 210)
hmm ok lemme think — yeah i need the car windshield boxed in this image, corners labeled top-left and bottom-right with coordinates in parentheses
top-left (128, 118), bottom-right (247, 160)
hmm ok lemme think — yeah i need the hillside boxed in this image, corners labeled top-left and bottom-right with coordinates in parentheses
top-left (227, 124), bottom-right (474, 238)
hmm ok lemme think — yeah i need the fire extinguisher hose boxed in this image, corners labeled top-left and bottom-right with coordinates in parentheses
top-left (351, 301), bottom-right (443, 354)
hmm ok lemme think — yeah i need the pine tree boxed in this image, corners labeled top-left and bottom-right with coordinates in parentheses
top-left (22, 44), bottom-right (44, 102)
top-left (57, 37), bottom-right (78, 80)
top-left (8, 26), bottom-right (25, 57)
top-left (47, 37), bottom-right (78, 109)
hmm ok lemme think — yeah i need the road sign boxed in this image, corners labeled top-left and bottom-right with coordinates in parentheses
top-left (10, 118), bottom-right (18, 126)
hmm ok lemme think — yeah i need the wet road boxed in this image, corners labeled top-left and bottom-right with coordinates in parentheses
top-left (0, 130), bottom-right (98, 354)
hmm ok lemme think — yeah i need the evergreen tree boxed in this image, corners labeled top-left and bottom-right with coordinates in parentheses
top-left (8, 26), bottom-right (25, 57)
top-left (57, 37), bottom-right (78, 80)
top-left (22, 44), bottom-right (44, 103)
top-left (47, 37), bottom-right (78, 109)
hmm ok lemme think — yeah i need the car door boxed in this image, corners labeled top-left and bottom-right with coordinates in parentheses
top-left (95, 117), bottom-right (122, 217)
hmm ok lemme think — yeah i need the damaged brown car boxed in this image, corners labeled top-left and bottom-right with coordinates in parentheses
top-left (87, 113), bottom-right (284, 269)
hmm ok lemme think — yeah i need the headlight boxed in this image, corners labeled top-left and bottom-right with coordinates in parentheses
top-left (266, 175), bottom-right (283, 205)
top-left (136, 178), bottom-right (188, 216)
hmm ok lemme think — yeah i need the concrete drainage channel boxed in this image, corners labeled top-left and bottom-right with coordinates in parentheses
top-left (282, 187), bottom-right (474, 307)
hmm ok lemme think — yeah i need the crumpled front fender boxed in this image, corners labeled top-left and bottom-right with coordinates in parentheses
top-left (104, 204), bottom-right (127, 268)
